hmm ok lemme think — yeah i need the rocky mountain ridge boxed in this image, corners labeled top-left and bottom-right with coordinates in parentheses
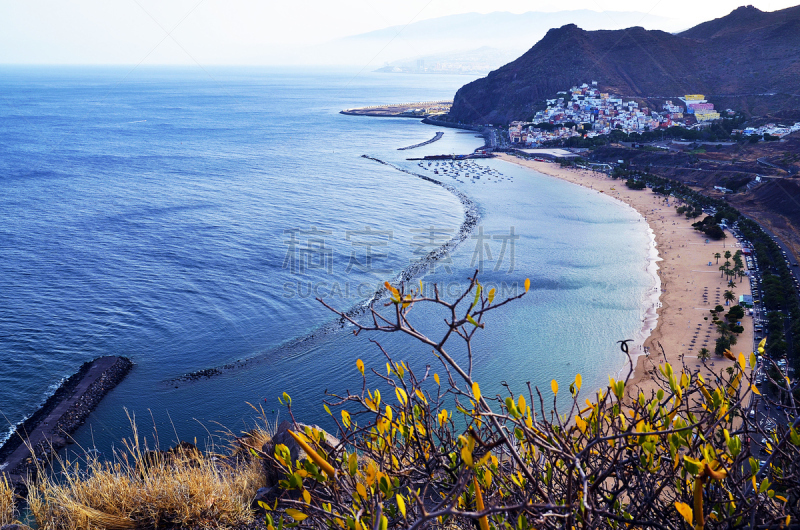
top-left (449, 5), bottom-right (800, 124)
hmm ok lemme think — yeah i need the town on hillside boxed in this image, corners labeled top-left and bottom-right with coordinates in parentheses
top-left (508, 82), bottom-right (800, 147)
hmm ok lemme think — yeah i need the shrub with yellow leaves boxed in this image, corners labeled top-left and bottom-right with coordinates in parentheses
top-left (258, 273), bottom-right (799, 529)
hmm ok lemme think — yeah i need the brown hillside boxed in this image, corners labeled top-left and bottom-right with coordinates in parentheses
top-left (450, 5), bottom-right (800, 124)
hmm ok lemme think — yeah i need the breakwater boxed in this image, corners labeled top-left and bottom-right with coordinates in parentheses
top-left (398, 131), bottom-right (444, 150)
top-left (0, 356), bottom-right (133, 485)
top-left (166, 156), bottom-right (480, 386)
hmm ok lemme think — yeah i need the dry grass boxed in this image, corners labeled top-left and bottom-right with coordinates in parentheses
top-left (28, 420), bottom-right (265, 530)
top-left (1, 474), bottom-right (15, 525)
top-left (228, 404), bottom-right (277, 459)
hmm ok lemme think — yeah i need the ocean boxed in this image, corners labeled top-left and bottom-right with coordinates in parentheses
top-left (0, 67), bottom-right (654, 453)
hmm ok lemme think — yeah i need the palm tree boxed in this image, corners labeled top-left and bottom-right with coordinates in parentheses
top-left (724, 290), bottom-right (735, 306)
top-left (714, 252), bottom-right (721, 264)
top-left (698, 347), bottom-right (710, 362)
top-left (724, 250), bottom-right (732, 260)
top-left (738, 270), bottom-right (745, 283)
top-left (719, 265), bottom-right (726, 277)
top-left (728, 280), bottom-right (736, 289)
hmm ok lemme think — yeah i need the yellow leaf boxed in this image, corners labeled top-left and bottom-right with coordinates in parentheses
top-left (356, 482), bottom-right (367, 498)
top-left (472, 381), bottom-right (482, 401)
top-left (384, 281), bottom-right (400, 302)
top-left (524, 278), bottom-right (530, 292)
top-left (395, 387), bottom-right (408, 407)
top-left (287, 430), bottom-right (337, 477)
top-left (674, 501), bottom-right (693, 526)
top-left (752, 384), bottom-right (761, 396)
top-left (302, 489), bottom-right (311, 504)
top-left (341, 410), bottom-right (351, 428)
top-left (473, 476), bottom-right (490, 530)
top-left (396, 493), bottom-right (407, 518)
top-left (467, 314), bottom-right (482, 328)
top-left (551, 379), bottom-right (559, 396)
top-left (356, 359), bottom-right (364, 376)
top-left (575, 416), bottom-right (587, 433)
top-left (723, 348), bottom-right (735, 361)
top-left (488, 287), bottom-right (496, 303)
top-left (403, 293), bottom-right (412, 308)
top-left (738, 352), bottom-right (746, 371)
top-left (285, 509), bottom-right (308, 521)
top-left (461, 444), bottom-right (473, 467)
top-left (575, 373), bottom-right (582, 391)
top-left (434, 373), bottom-right (440, 386)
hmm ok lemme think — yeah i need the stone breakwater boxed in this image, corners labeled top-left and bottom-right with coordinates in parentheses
top-left (0, 356), bottom-right (132, 485)
top-left (351, 155), bottom-right (480, 313)
top-left (166, 156), bottom-right (481, 386)
top-left (397, 131), bottom-right (444, 151)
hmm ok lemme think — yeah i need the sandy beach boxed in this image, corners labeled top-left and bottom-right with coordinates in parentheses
top-left (497, 154), bottom-right (754, 398)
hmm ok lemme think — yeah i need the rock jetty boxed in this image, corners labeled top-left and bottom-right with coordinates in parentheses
top-left (397, 131), bottom-right (444, 150)
top-left (0, 356), bottom-right (133, 488)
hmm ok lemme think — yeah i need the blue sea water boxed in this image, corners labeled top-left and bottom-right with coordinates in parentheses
top-left (0, 67), bottom-right (654, 453)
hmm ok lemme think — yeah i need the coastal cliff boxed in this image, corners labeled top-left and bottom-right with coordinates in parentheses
top-left (449, 5), bottom-right (800, 124)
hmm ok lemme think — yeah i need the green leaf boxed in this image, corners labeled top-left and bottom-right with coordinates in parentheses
top-left (472, 283), bottom-right (482, 309)
top-left (348, 452), bottom-right (358, 476)
top-left (467, 314), bottom-right (482, 328)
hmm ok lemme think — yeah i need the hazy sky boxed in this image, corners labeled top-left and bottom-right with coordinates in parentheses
top-left (0, 0), bottom-right (797, 65)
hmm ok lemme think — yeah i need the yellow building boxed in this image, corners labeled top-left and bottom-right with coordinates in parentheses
top-left (695, 110), bottom-right (720, 122)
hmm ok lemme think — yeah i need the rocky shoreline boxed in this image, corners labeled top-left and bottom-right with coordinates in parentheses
top-left (0, 356), bottom-right (133, 485)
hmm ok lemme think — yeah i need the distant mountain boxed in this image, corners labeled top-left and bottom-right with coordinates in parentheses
top-left (307, 10), bottom-right (681, 67)
top-left (449, 5), bottom-right (800, 124)
top-left (373, 47), bottom-right (519, 75)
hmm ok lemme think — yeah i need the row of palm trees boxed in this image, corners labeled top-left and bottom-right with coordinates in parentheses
top-left (715, 249), bottom-right (746, 285)
top-left (704, 250), bottom-right (746, 360)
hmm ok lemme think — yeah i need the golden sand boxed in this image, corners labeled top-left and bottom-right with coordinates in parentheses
top-left (497, 154), bottom-right (754, 396)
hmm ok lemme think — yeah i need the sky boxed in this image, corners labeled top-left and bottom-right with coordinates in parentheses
top-left (0, 0), bottom-right (798, 65)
